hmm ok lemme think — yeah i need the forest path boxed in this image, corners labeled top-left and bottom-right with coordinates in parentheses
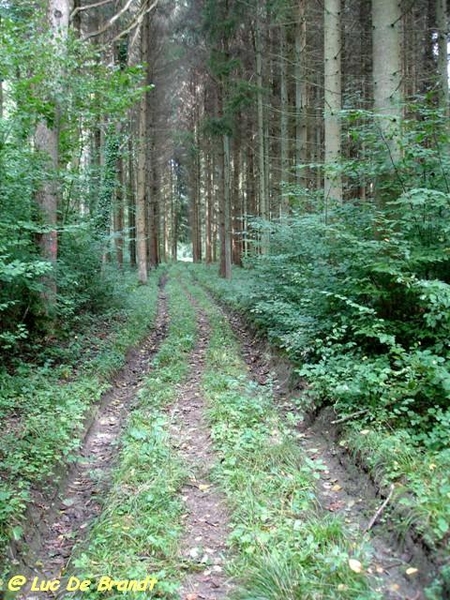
top-left (7, 268), bottom-right (429, 600)
top-left (13, 278), bottom-right (170, 600)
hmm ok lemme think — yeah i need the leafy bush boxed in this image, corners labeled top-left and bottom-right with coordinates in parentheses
top-left (195, 180), bottom-right (450, 450)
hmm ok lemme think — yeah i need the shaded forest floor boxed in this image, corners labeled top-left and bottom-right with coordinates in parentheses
top-left (0, 265), bottom-right (445, 599)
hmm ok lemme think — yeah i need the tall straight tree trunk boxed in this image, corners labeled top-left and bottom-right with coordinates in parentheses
top-left (170, 161), bottom-right (178, 261)
top-left (35, 0), bottom-right (69, 319)
top-left (128, 135), bottom-right (136, 266)
top-left (436, 0), bottom-right (449, 116)
top-left (372, 0), bottom-right (402, 164)
top-left (205, 141), bottom-right (213, 264)
top-left (219, 133), bottom-right (232, 279)
top-left (114, 122), bottom-right (124, 267)
top-left (280, 22), bottom-right (289, 213)
top-left (148, 157), bottom-right (159, 268)
top-left (294, 0), bottom-right (308, 189)
top-left (255, 13), bottom-right (269, 255)
top-left (146, 84), bottom-right (159, 269)
top-left (136, 15), bottom-right (150, 283)
top-left (231, 129), bottom-right (242, 265)
top-left (255, 16), bottom-right (267, 223)
top-left (324, 0), bottom-right (342, 203)
top-left (191, 118), bottom-right (202, 263)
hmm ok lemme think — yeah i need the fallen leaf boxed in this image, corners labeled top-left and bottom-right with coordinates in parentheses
top-left (331, 484), bottom-right (342, 492)
top-left (406, 567), bottom-right (419, 576)
top-left (348, 558), bottom-right (363, 573)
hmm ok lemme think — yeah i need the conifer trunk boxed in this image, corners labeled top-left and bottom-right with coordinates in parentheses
top-left (136, 15), bottom-right (150, 283)
top-left (34, 0), bottom-right (69, 318)
top-left (324, 0), bottom-right (342, 203)
top-left (372, 0), bottom-right (402, 162)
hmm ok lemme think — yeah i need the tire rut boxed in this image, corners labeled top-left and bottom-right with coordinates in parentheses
top-left (223, 309), bottom-right (428, 600)
top-left (167, 299), bottom-right (234, 600)
top-left (10, 279), bottom-right (169, 600)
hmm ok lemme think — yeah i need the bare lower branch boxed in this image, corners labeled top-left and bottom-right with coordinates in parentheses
top-left (82, 0), bottom-right (136, 41)
top-left (70, 0), bottom-right (114, 20)
top-left (111, 0), bottom-right (159, 50)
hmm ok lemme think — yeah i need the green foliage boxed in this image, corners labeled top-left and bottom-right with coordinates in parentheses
top-left (190, 107), bottom-right (450, 556)
top-left (196, 184), bottom-right (450, 449)
top-left (186, 279), bottom-right (379, 600)
top-left (0, 274), bottom-right (160, 564)
top-left (0, 3), bottom-right (146, 351)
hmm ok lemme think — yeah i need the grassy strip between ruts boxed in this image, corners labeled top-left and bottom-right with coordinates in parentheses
top-left (190, 263), bottom-right (450, 597)
top-left (183, 274), bottom-right (381, 600)
top-left (65, 273), bottom-right (198, 599)
top-left (0, 272), bottom-right (162, 576)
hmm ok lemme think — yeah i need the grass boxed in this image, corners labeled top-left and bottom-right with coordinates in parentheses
top-left (66, 271), bottom-right (198, 599)
top-left (183, 273), bottom-right (381, 600)
top-left (189, 263), bottom-right (450, 597)
top-left (0, 272), bottom-right (161, 575)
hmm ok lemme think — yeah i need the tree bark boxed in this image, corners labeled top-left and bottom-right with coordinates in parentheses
top-left (280, 21), bottom-right (289, 213)
top-left (34, 0), bottom-right (70, 318)
top-left (436, 0), bottom-right (449, 116)
top-left (136, 15), bottom-right (150, 283)
top-left (324, 0), bottom-right (342, 203)
top-left (372, 0), bottom-right (402, 162)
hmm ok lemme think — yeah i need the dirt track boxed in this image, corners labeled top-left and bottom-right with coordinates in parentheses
top-left (6, 274), bottom-right (431, 600)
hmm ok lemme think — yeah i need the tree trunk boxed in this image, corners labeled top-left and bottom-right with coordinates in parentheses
top-left (255, 16), bottom-right (267, 224)
top-left (324, 0), bottom-right (342, 203)
top-left (136, 15), bottom-right (150, 283)
top-left (205, 141), bottom-right (213, 264)
top-left (372, 0), bottom-right (402, 163)
top-left (128, 135), bottom-right (137, 266)
top-left (231, 129), bottom-right (242, 265)
top-left (280, 21), bottom-right (289, 213)
top-left (295, 0), bottom-right (308, 189)
top-left (34, 0), bottom-right (69, 319)
top-left (219, 134), bottom-right (232, 279)
top-left (114, 127), bottom-right (124, 268)
top-left (436, 0), bottom-right (449, 116)
top-left (170, 160), bottom-right (178, 261)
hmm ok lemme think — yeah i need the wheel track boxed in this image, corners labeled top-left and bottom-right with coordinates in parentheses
top-left (168, 292), bottom-right (234, 600)
top-left (8, 279), bottom-right (169, 600)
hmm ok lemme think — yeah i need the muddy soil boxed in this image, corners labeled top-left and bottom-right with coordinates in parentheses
top-left (225, 310), bottom-right (432, 600)
top-left (7, 282), bottom-right (169, 599)
top-left (168, 298), bottom-right (234, 600)
top-left (4, 275), bottom-right (440, 600)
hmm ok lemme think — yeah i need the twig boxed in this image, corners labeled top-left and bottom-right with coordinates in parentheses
top-left (331, 409), bottom-right (368, 424)
top-left (365, 484), bottom-right (395, 532)
top-left (70, 0), bottom-right (114, 20)
top-left (82, 0), bottom-right (135, 41)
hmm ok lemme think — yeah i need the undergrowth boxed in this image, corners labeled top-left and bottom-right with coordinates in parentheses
top-left (185, 276), bottom-right (381, 600)
top-left (67, 271), bottom-right (198, 599)
top-left (0, 272), bottom-right (161, 573)
top-left (191, 246), bottom-right (450, 590)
